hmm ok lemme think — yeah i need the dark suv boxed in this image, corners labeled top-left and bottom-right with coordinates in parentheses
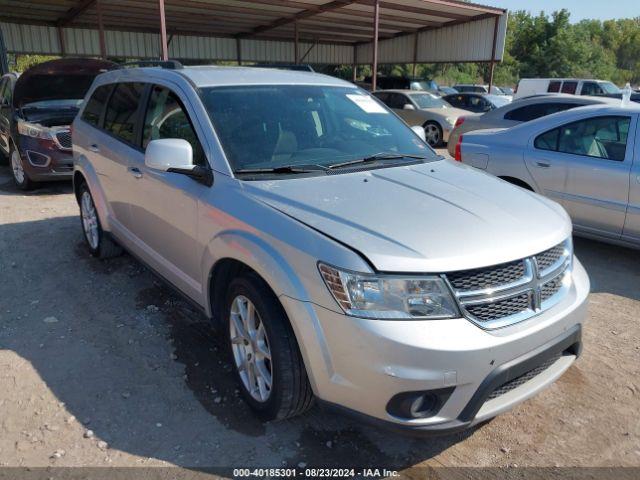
top-left (0, 58), bottom-right (116, 189)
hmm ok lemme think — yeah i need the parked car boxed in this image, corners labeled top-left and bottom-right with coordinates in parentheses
top-left (499, 86), bottom-right (515, 96)
top-left (0, 57), bottom-right (117, 189)
top-left (370, 76), bottom-right (439, 92)
top-left (457, 104), bottom-right (640, 247)
top-left (447, 94), bottom-right (617, 156)
top-left (438, 86), bottom-right (458, 95)
top-left (453, 84), bottom-right (506, 95)
top-left (73, 64), bottom-right (588, 433)
top-left (514, 78), bottom-right (622, 100)
top-left (443, 93), bottom-right (511, 113)
top-left (372, 89), bottom-right (468, 147)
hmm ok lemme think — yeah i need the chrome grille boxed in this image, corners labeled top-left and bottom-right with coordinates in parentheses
top-left (445, 240), bottom-right (572, 329)
top-left (466, 293), bottom-right (531, 322)
top-left (447, 260), bottom-right (525, 292)
top-left (54, 130), bottom-right (72, 150)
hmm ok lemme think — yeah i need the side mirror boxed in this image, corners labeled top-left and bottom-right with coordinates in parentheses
top-left (403, 103), bottom-right (416, 110)
top-left (411, 125), bottom-right (426, 142)
top-left (145, 138), bottom-right (213, 186)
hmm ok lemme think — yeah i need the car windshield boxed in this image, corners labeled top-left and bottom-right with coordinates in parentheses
top-left (408, 93), bottom-right (449, 109)
top-left (200, 85), bottom-right (434, 175)
top-left (599, 82), bottom-right (621, 94)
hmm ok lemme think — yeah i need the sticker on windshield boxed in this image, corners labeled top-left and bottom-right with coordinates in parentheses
top-left (346, 94), bottom-right (388, 114)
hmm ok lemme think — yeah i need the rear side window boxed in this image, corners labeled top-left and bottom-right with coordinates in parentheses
top-left (561, 81), bottom-right (578, 94)
top-left (104, 83), bottom-right (145, 144)
top-left (81, 84), bottom-right (113, 127)
top-left (547, 81), bottom-right (561, 93)
top-left (504, 103), bottom-right (578, 122)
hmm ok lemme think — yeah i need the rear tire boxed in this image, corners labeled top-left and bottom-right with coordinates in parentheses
top-left (10, 145), bottom-right (35, 190)
top-left (423, 121), bottom-right (443, 148)
top-left (79, 182), bottom-right (123, 259)
top-left (225, 272), bottom-right (314, 421)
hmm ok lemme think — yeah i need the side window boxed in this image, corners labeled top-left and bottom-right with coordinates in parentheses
top-left (505, 103), bottom-right (578, 122)
top-left (0, 79), bottom-right (6, 105)
top-left (372, 92), bottom-right (390, 105)
top-left (0, 78), bottom-right (11, 106)
top-left (546, 116), bottom-right (631, 161)
top-left (104, 83), bottom-right (145, 144)
top-left (467, 95), bottom-right (483, 110)
top-left (534, 128), bottom-right (560, 151)
top-left (561, 81), bottom-right (578, 94)
top-left (445, 95), bottom-right (462, 107)
top-left (387, 93), bottom-right (408, 109)
top-left (580, 82), bottom-right (603, 96)
top-left (81, 84), bottom-right (113, 127)
top-left (548, 81), bottom-right (561, 93)
top-left (142, 85), bottom-right (206, 167)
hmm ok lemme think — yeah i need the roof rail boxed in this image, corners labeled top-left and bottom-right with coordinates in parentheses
top-left (119, 60), bottom-right (184, 70)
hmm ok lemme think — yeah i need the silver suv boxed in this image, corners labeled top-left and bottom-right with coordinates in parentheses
top-left (72, 65), bottom-right (589, 433)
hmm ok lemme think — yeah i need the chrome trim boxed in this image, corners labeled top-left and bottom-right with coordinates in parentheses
top-left (445, 240), bottom-right (572, 330)
top-left (52, 128), bottom-right (72, 151)
top-left (26, 150), bottom-right (51, 167)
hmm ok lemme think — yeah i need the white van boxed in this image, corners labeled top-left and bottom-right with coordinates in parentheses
top-left (514, 78), bottom-right (621, 99)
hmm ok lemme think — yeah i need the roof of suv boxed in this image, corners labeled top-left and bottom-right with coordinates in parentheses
top-left (98, 65), bottom-right (356, 89)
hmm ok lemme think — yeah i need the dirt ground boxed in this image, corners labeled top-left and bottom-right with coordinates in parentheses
top-left (0, 157), bottom-right (639, 478)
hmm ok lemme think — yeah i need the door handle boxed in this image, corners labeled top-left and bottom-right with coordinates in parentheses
top-left (535, 161), bottom-right (551, 168)
top-left (89, 144), bottom-right (100, 153)
top-left (128, 167), bottom-right (143, 179)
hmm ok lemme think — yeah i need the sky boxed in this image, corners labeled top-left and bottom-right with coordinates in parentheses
top-left (487, 0), bottom-right (639, 22)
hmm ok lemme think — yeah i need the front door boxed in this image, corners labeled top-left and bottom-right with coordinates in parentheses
top-left (127, 84), bottom-right (207, 300)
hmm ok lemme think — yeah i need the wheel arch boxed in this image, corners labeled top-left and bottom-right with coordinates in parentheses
top-left (498, 176), bottom-right (534, 191)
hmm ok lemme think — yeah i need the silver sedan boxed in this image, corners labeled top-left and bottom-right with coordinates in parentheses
top-left (458, 103), bottom-right (640, 248)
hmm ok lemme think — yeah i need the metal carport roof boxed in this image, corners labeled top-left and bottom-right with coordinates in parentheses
top-left (0, 0), bottom-right (508, 89)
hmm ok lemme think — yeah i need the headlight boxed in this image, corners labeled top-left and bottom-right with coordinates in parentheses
top-left (17, 120), bottom-right (53, 140)
top-left (318, 263), bottom-right (459, 320)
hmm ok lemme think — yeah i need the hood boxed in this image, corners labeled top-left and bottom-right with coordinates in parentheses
top-left (14, 58), bottom-right (118, 108)
top-left (245, 160), bottom-right (571, 273)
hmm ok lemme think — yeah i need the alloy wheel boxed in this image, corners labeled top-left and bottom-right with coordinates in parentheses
top-left (424, 124), bottom-right (441, 146)
top-left (229, 295), bottom-right (273, 402)
top-left (80, 191), bottom-right (100, 250)
top-left (11, 150), bottom-right (25, 185)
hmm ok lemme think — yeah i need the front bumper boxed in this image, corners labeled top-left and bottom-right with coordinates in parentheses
top-left (19, 135), bottom-right (73, 181)
top-left (281, 258), bottom-right (589, 433)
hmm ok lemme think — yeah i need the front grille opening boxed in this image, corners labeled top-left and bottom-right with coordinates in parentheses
top-left (541, 275), bottom-right (564, 302)
top-left (487, 353), bottom-right (561, 400)
top-left (466, 293), bottom-right (531, 322)
top-left (55, 131), bottom-right (72, 150)
top-left (535, 244), bottom-right (566, 272)
top-left (447, 259), bottom-right (526, 292)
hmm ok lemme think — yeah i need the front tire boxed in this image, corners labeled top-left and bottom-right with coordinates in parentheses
top-left (79, 182), bottom-right (122, 259)
top-left (423, 121), bottom-right (443, 148)
top-left (10, 145), bottom-right (34, 190)
top-left (225, 273), bottom-right (313, 421)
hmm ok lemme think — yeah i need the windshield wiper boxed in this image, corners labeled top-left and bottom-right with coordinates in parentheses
top-left (327, 153), bottom-right (427, 170)
top-left (234, 164), bottom-right (327, 175)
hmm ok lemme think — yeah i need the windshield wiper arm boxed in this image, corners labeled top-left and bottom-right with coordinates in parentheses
top-left (327, 153), bottom-right (427, 170)
top-left (234, 164), bottom-right (327, 175)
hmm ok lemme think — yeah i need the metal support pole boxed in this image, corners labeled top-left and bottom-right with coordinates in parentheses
top-left (412, 31), bottom-right (418, 77)
top-left (488, 15), bottom-right (499, 92)
top-left (371, 0), bottom-right (379, 91)
top-left (352, 44), bottom-right (357, 82)
top-left (158, 0), bottom-right (169, 61)
top-left (0, 26), bottom-right (8, 75)
top-left (58, 26), bottom-right (66, 56)
top-left (236, 37), bottom-right (242, 65)
top-left (96, 0), bottom-right (107, 59)
top-left (294, 20), bottom-right (299, 64)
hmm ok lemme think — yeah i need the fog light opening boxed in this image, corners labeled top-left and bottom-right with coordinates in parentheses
top-left (386, 387), bottom-right (455, 420)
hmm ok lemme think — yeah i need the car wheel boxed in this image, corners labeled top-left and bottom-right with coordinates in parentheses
top-left (423, 121), bottom-right (443, 148)
top-left (10, 145), bottom-right (34, 190)
top-left (225, 273), bottom-right (314, 421)
top-left (79, 182), bottom-right (123, 259)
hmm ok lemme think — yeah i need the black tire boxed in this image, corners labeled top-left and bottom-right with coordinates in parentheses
top-left (423, 121), bottom-right (444, 148)
top-left (78, 182), bottom-right (123, 259)
top-left (224, 272), bottom-right (314, 421)
top-left (9, 144), bottom-right (35, 190)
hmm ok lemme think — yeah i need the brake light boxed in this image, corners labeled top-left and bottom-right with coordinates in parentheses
top-left (454, 135), bottom-right (463, 162)
top-left (454, 117), bottom-right (465, 128)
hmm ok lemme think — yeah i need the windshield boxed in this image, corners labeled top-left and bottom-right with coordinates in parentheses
top-left (200, 85), bottom-right (434, 174)
top-left (409, 80), bottom-right (438, 91)
top-left (599, 82), bottom-right (621, 94)
top-left (408, 93), bottom-right (449, 109)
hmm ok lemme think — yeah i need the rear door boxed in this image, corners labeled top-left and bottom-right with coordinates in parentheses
top-left (92, 82), bottom-right (147, 235)
top-left (126, 84), bottom-right (206, 300)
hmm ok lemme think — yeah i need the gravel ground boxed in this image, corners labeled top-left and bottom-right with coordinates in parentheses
top-left (0, 159), bottom-right (639, 478)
